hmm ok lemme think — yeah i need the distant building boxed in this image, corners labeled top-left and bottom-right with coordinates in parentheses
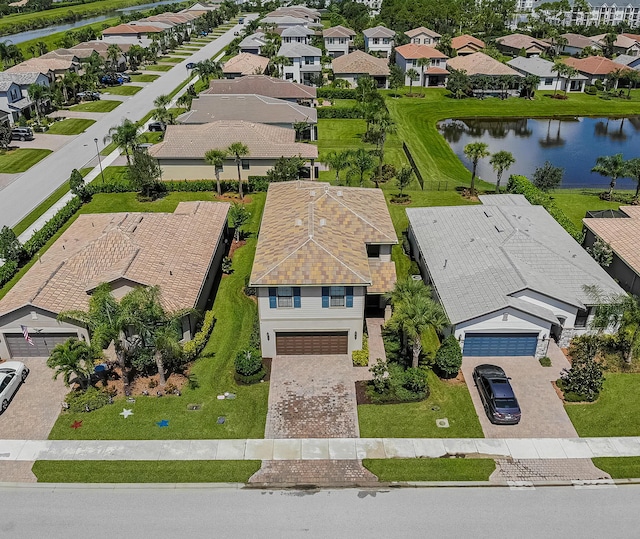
top-left (204, 75), bottom-right (317, 103)
top-left (508, 56), bottom-right (586, 92)
top-left (405, 27), bottom-right (441, 46)
top-left (277, 43), bottom-right (322, 86)
top-left (222, 53), bottom-right (270, 79)
top-left (450, 34), bottom-right (485, 56)
top-left (395, 44), bottom-right (448, 87)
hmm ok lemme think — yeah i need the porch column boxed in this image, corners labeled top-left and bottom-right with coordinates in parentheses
top-left (310, 159), bottom-right (315, 180)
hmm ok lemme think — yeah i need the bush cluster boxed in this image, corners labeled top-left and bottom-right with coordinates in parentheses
top-left (367, 359), bottom-right (429, 404)
top-left (317, 87), bottom-right (359, 99)
top-left (183, 309), bottom-right (216, 361)
top-left (352, 334), bottom-right (369, 367)
top-left (316, 107), bottom-right (363, 119)
top-left (0, 259), bottom-right (18, 288)
top-left (64, 387), bottom-right (111, 413)
top-left (434, 335), bottom-right (462, 378)
top-left (558, 357), bottom-right (604, 402)
top-left (234, 348), bottom-right (265, 384)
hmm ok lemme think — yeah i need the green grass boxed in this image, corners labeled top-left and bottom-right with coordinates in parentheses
top-left (12, 182), bottom-right (70, 236)
top-left (70, 100), bottom-right (120, 113)
top-left (45, 118), bottom-right (95, 135)
top-left (363, 459), bottom-right (495, 482)
top-left (129, 74), bottom-right (160, 83)
top-left (101, 84), bottom-right (142, 96)
top-left (32, 460), bottom-right (261, 483)
top-left (47, 190), bottom-right (269, 440)
top-left (592, 457), bottom-right (640, 479)
top-left (145, 64), bottom-right (173, 72)
top-left (550, 189), bottom-right (631, 228)
top-left (0, 148), bottom-right (51, 173)
top-left (564, 373), bottom-right (640, 437)
top-left (158, 56), bottom-right (184, 64)
top-left (358, 370), bottom-right (484, 438)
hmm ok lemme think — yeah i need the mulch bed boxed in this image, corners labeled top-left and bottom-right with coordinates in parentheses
top-left (98, 366), bottom-right (188, 397)
top-left (355, 380), bottom-right (372, 405)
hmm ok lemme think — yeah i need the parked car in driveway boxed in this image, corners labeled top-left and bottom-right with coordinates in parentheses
top-left (117, 72), bottom-right (131, 82)
top-left (148, 121), bottom-right (166, 132)
top-left (0, 361), bottom-right (29, 414)
top-left (10, 127), bottom-right (34, 141)
top-left (101, 75), bottom-right (123, 86)
top-left (77, 91), bottom-right (101, 101)
top-left (472, 364), bottom-right (521, 425)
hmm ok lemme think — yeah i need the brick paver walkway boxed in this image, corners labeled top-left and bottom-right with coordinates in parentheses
top-left (492, 458), bottom-right (610, 482)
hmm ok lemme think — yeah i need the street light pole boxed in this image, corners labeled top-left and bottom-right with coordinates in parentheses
top-left (94, 137), bottom-right (105, 184)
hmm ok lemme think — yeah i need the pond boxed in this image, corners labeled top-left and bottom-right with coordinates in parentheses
top-left (438, 116), bottom-right (640, 190)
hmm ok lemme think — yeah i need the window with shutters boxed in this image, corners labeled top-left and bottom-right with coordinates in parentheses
top-left (330, 286), bottom-right (345, 307)
top-left (278, 287), bottom-right (293, 308)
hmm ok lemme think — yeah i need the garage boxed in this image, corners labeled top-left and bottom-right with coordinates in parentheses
top-left (4, 332), bottom-right (78, 358)
top-left (463, 333), bottom-right (538, 357)
top-left (276, 331), bottom-right (348, 355)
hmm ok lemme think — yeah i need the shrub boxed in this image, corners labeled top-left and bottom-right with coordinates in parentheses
top-left (187, 374), bottom-right (199, 390)
top-left (316, 107), bottom-right (363, 119)
top-left (568, 334), bottom-right (602, 363)
top-left (235, 368), bottom-right (266, 384)
top-left (539, 356), bottom-right (552, 367)
top-left (0, 259), bottom-right (18, 287)
top-left (585, 85), bottom-right (597, 95)
top-left (352, 334), bottom-right (369, 366)
top-left (64, 387), bottom-right (110, 413)
top-left (317, 87), bottom-right (358, 99)
top-left (367, 359), bottom-right (429, 403)
top-left (234, 348), bottom-right (263, 376)
top-left (183, 309), bottom-right (216, 361)
top-left (559, 356), bottom-right (604, 402)
top-left (249, 312), bottom-right (261, 350)
top-left (248, 176), bottom-right (269, 192)
top-left (221, 256), bottom-right (232, 274)
top-left (434, 335), bottom-right (462, 378)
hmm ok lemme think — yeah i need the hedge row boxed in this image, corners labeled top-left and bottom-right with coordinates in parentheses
top-left (87, 176), bottom-right (270, 195)
top-left (0, 259), bottom-right (18, 288)
top-left (506, 175), bottom-right (583, 241)
top-left (317, 107), bottom-right (363, 119)
top-left (183, 309), bottom-right (216, 361)
top-left (317, 87), bottom-right (359, 99)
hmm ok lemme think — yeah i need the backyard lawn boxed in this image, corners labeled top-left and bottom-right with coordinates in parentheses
top-left (70, 100), bottom-right (120, 113)
top-left (101, 84), bottom-right (142, 96)
top-left (550, 189), bottom-right (630, 228)
top-left (364, 459), bottom-right (495, 482)
top-left (130, 74), bottom-right (159, 82)
top-left (46, 118), bottom-right (95, 135)
top-left (0, 148), bottom-right (51, 173)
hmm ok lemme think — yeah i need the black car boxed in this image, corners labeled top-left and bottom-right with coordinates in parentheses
top-left (148, 121), bottom-right (166, 132)
top-left (186, 62), bottom-right (196, 69)
top-left (472, 364), bottom-right (521, 425)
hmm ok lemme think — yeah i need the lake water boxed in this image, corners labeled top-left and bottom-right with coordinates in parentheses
top-left (439, 116), bottom-right (640, 190)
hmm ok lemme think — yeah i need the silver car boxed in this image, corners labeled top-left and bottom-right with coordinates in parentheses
top-left (0, 361), bottom-right (29, 414)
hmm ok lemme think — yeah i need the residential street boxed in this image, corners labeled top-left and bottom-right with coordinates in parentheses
top-left (0, 15), bottom-right (256, 229)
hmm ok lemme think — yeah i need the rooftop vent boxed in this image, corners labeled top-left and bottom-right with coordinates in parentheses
top-left (319, 218), bottom-right (326, 226)
top-left (484, 210), bottom-right (492, 218)
top-left (336, 190), bottom-right (343, 196)
top-left (295, 219), bottom-right (303, 226)
top-left (310, 190), bottom-right (315, 197)
top-left (494, 225), bottom-right (504, 233)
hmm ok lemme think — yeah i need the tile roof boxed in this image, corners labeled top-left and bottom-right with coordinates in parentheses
top-left (222, 53), bottom-right (270, 75)
top-left (177, 94), bottom-right (317, 125)
top-left (323, 25), bottom-right (356, 38)
top-left (278, 43), bottom-right (321, 58)
top-left (559, 33), bottom-right (600, 49)
top-left (583, 206), bottom-right (640, 276)
top-left (0, 80), bottom-right (16, 92)
top-left (368, 260), bottom-right (397, 294)
top-left (405, 27), bottom-right (441, 39)
top-left (331, 50), bottom-right (390, 76)
top-left (363, 25), bottom-right (395, 39)
top-left (496, 33), bottom-right (550, 51)
top-left (0, 72), bottom-right (45, 85)
top-left (149, 120), bottom-right (318, 160)
top-left (507, 56), bottom-right (587, 79)
top-left (261, 15), bottom-right (308, 25)
top-left (394, 43), bottom-right (447, 60)
top-left (564, 55), bottom-right (627, 75)
top-left (447, 52), bottom-right (522, 77)
top-left (250, 182), bottom-right (397, 287)
top-left (281, 25), bottom-right (315, 37)
top-left (102, 23), bottom-right (164, 35)
top-left (425, 66), bottom-right (449, 75)
top-left (6, 58), bottom-right (74, 73)
top-left (451, 34), bottom-right (485, 50)
top-left (204, 75), bottom-right (316, 99)
top-left (614, 54), bottom-right (640, 67)
top-left (593, 33), bottom-right (640, 49)
top-left (407, 197), bottom-right (624, 325)
top-left (239, 32), bottom-right (267, 49)
top-left (0, 202), bottom-right (230, 318)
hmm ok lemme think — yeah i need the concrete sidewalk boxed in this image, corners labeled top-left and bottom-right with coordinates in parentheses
top-left (1, 437), bottom-right (640, 462)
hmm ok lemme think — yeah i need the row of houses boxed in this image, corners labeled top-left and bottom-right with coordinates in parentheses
top-left (518, 0), bottom-right (640, 29)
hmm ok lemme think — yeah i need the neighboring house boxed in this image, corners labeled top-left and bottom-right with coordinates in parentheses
top-left (593, 33), bottom-right (640, 56)
top-left (204, 75), bottom-right (317, 104)
top-left (556, 33), bottom-right (601, 56)
top-left (394, 44), bottom-right (448, 87)
top-left (6, 57), bottom-right (78, 79)
top-left (239, 32), bottom-right (268, 55)
top-left (451, 34), bottom-right (485, 56)
top-left (149, 120), bottom-right (318, 180)
top-left (352, 0), bottom-right (382, 15)
top-left (363, 25), bottom-right (395, 58)
top-left (102, 23), bottom-right (165, 47)
top-left (277, 43), bottom-right (322, 86)
top-left (222, 53), bottom-right (270, 78)
top-left (250, 182), bottom-right (397, 358)
top-left (405, 26), bottom-right (441, 46)
top-left (496, 33), bottom-right (551, 57)
top-left (267, 5), bottom-right (322, 23)
top-left (331, 50), bottom-right (390, 88)
top-left (281, 25), bottom-right (314, 45)
top-left (0, 81), bottom-right (34, 125)
top-left (447, 52), bottom-right (523, 79)
top-left (177, 94), bottom-right (318, 140)
top-left (406, 195), bottom-right (625, 358)
top-left (68, 41), bottom-right (129, 69)
top-left (323, 25), bottom-right (356, 58)
top-left (564, 56), bottom-right (628, 86)
top-left (614, 54), bottom-right (640, 70)
top-left (583, 205), bottom-right (640, 296)
top-left (0, 202), bottom-right (230, 359)
top-left (261, 15), bottom-right (313, 29)
top-left (507, 56), bottom-right (587, 92)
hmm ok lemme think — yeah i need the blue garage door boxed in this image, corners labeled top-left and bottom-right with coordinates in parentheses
top-left (463, 333), bottom-right (538, 357)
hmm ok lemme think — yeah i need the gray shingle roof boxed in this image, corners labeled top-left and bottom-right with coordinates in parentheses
top-left (239, 32), bottom-right (266, 48)
top-left (278, 43), bottom-right (321, 57)
top-left (0, 72), bottom-right (45, 85)
top-left (281, 25), bottom-right (315, 37)
top-left (407, 199), bottom-right (625, 325)
top-left (363, 25), bottom-right (395, 39)
top-left (507, 56), bottom-right (587, 79)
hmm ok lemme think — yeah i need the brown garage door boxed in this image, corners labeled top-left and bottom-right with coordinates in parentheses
top-left (5, 333), bottom-right (78, 358)
top-left (276, 331), bottom-right (348, 355)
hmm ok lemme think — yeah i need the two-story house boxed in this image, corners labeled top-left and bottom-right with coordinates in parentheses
top-left (281, 25), bottom-right (315, 45)
top-left (239, 32), bottom-right (268, 55)
top-left (395, 44), bottom-right (449, 87)
top-left (363, 25), bottom-right (395, 58)
top-left (278, 43), bottom-right (322, 86)
top-left (0, 71), bottom-right (50, 124)
top-left (405, 26), bottom-right (441, 46)
top-left (323, 25), bottom-right (356, 58)
top-left (250, 182), bottom-right (397, 357)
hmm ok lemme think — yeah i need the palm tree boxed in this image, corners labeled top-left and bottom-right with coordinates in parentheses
top-left (322, 150), bottom-right (351, 185)
top-left (416, 57), bottom-right (430, 88)
top-left (106, 44), bottom-right (122, 73)
top-left (489, 150), bottom-right (516, 193)
top-left (347, 148), bottom-right (375, 186)
top-left (521, 74), bottom-right (540, 99)
top-left (176, 93), bottom-right (193, 111)
top-left (592, 153), bottom-right (626, 198)
top-left (47, 338), bottom-right (96, 392)
top-left (269, 55), bottom-right (291, 78)
top-left (562, 65), bottom-right (579, 95)
top-left (406, 68), bottom-right (419, 93)
top-left (154, 94), bottom-right (171, 109)
top-left (27, 83), bottom-right (47, 121)
top-left (204, 148), bottom-right (227, 196)
top-left (365, 112), bottom-right (396, 184)
top-left (463, 142), bottom-right (490, 195)
top-left (227, 142), bottom-right (249, 199)
top-left (104, 119), bottom-right (140, 165)
top-left (551, 61), bottom-right (568, 96)
top-left (624, 157), bottom-right (640, 201)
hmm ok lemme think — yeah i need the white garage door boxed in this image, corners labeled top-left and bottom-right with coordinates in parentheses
top-left (4, 333), bottom-right (78, 357)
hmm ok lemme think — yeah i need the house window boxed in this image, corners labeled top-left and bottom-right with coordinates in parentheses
top-left (575, 308), bottom-right (591, 327)
top-left (242, 159), bottom-right (250, 170)
top-left (285, 73), bottom-right (294, 80)
top-left (215, 164), bottom-right (223, 174)
top-left (328, 38), bottom-right (334, 44)
top-left (412, 38), bottom-right (419, 44)
top-left (339, 38), bottom-right (345, 44)
top-left (304, 56), bottom-right (315, 65)
top-left (330, 286), bottom-right (346, 307)
top-left (545, 78), bottom-right (554, 85)
top-left (367, 244), bottom-right (380, 257)
top-left (383, 38), bottom-right (390, 44)
top-left (277, 287), bottom-right (293, 308)
top-left (372, 38), bottom-right (379, 45)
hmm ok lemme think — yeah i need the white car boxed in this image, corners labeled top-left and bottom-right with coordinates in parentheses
top-left (0, 361), bottom-right (29, 414)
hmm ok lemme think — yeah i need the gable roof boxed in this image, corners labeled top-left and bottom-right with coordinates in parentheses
top-left (614, 54), bottom-right (640, 67)
top-left (564, 55), bottom-right (627, 75)
top-left (0, 71), bottom-right (47, 86)
top-left (593, 33), bottom-right (640, 49)
top-left (407, 197), bottom-right (624, 325)
top-left (0, 202), bottom-right (230, 318)
top-left (405, 26), bottom-right (441, 39)
top-left (447, 52), bottom-right (522, 76)
top-left (281, 25), bottom-right (315, 37)
top-left (395, 43), bottom-right (447, 60)
top-left (102, 23), bottom-right (164, 35)
top-left (323, 25), bottom-right (356, 38)
top-left (559, 33), bottom-right (600, 50)
top-left (204, 75), bottom-right (316, 99)
top-left (278, 43), bottom-right (321, 57)
top-left (262, 15), bottom-right (308, 25)
top-left (222, 53), bottom-right (269, 75)
top-left (239, 32), bottom-right (267, 49)
top-left (451, 34), bottom-right (485, 50)
top-left (177, 94), bottom-right (317, 125)
top-left (250, 182), bottom-right (397, 287)
top-left (363, 25), bottom-right (395, 39)
top-left (6, 57), bottom-right (75, 73)
top-left (507, 56), bottom-right (586, 79)
top-left (332, 50), bottom-right (390, 76)
top-left (149, 121), bottom-right (318, 160)
top-left (496, 33), bottom-right (550, 51)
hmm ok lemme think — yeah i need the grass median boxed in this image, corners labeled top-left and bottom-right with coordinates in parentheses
top-left (129, 74), bottom-right (160, 83)
top-left (364, 459), bottom-right (496, 481)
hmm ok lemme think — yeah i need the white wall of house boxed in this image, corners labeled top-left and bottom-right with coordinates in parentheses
top-left (409, 33), bottom-right (439, 46)
top-left (364, 36), bottom-right (393, 58)
top-left (282, 55), bottom-right (322, 85)
top-left (103, 34), bottom-right (157, 47)
top-left (256, 285), bottom-right (365, 357)
top-left (157, 158), bottom-right (315, 180)
top-left (397, 55), bottom-right (447, 86)
top-left (324, 37), bottom-right (351, 57)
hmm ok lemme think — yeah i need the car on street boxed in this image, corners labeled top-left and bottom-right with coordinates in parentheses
top-left (472, 364), bottom-right (521, 425)
top-left (10, 127), bottom-right (34, 141)
top-left (0, 361), bottom-right (29, 414)
top-left (77, 91), bottom-right (101, 101)
top-left (148, 121), bottom-right (166, 132)
top-left (186, 62), bottom-right (196, 69)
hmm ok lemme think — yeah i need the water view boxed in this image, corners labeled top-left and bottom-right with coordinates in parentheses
top-left (439, 116), bottom-right (640, 190)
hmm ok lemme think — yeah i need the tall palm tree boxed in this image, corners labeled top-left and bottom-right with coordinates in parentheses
top-left (416, 57), bottom-right (430, 87)
top-left (227, 142), bottom-right (249, 199)
top-left (551, 61), bottom-right (568, 96)
top-left (204, 148), bottom-right (227, 196)
top-left (27, 83), bottom-right (47, 121)
top-left (624, 157), bottom-right (640, 201)
top-left (347, 148), bottom-right (375, 187)
top-left (521, 74), bottom-right (540, 99)
top-left (104, 119), bottom-right (141, 165)
top-left (463, 142), bottom-right (490, 195)
top-left (592, 153), bottom-right (626, 198)
top-left (47, 338), bottom-right (96, 392)
top-left (489, 150), bottom-right (516, 193)
top-left (269, 55), bottom-right (291, 78)
top-left (322, 150), bottom-right (351, 185)
top-left (366, 112), bottom-right (396, 184)
top-left (106, 44), bottom-right (122, 73)
top-left (405, 68), bottom-right (419, 93)
top-left (562, 65), bottom-right (579, 95)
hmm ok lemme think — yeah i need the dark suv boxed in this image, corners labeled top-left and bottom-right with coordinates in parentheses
top-left (472, 364), bottom-right (521, 425)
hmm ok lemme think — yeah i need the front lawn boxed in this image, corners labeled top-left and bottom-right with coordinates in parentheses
top-left (592, 457), bottom-right (640, 479)
top-left (32, 460), bottom-right (261, 483)
top-left (130, 74), bottom-right (159, 82)
top-left (145, 64), bottom-right (173, 71)
top-left (70, 100), bottom-right (120, 113)
top-left (358, 370), bottom-right (484, 438)
top-left (101, 84), bottom-right (142, 96)
top-left (363, 459), bottom-right (495, 482)
top-left (564, 373), bottom-right (640, 437)
top-left (158, 56), bottom-right (183, 63)
top-left (0, 148), bottom-right (51, 173)
top-left (46, 118), bottom-right (95, 135)
top-left (550, 189), bottom-right (630, 228)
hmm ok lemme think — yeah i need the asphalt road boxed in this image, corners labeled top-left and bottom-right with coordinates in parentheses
top-left (1, 484), bottom-right (639, 538)
top-left (0, 15), bottom-right (256, 229)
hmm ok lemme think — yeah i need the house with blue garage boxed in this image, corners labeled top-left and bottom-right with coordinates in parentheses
top-left (406, 194), bottom-right (624, 358)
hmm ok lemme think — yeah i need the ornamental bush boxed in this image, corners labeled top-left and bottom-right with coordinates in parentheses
top-left (183, 309), bottom-right (216, 361)
top-left (367, 359), bottom-right (429, 403)
top-left (435, 335), bottom-right (463, 379)
top-left (64, 387), bottom-right (110, 413)
top-left (316, 107), bottom-right (363, 119)
top-left (317, 87), bottom-right (358, 99)
top-left (352, 334), bottom-right (369, 366)
top-left (234, 348), bottom-right (263, 376)
top-left (559, 357), bottom-right (604, 402)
